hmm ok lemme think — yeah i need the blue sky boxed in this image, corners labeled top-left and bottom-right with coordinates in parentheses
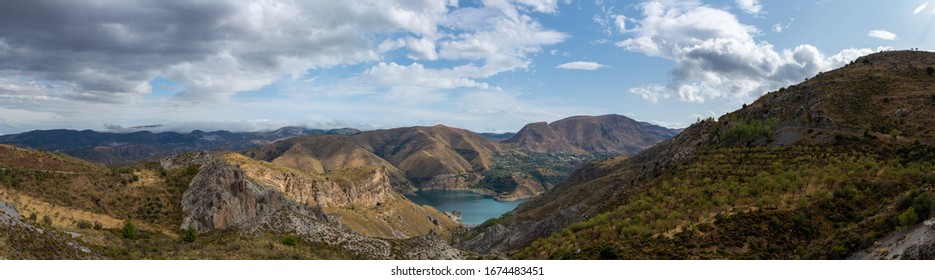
top-left (0, 0), bottom-right (929, 134)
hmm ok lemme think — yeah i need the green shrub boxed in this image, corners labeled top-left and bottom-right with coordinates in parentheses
top-left (911, 192), bottom-right (934, 219)
top-left (899, 208), bottom-right (919, 227)
top-left (28, 212), bottom-right (37, 222)
top-left (926, 66), bottom-right (934, 76)
top-left (281, 235), bottom-right (298, 247)
top-left (182, 225), bottom-right (197, 243)
top-left (42, 215), bottom-right (53, 226)
top-left (76, 220), bottom-right (93, 229)
top-left (93, 221), bottom-right (103, 230)
top-left (123, 219), bottom-right (139, 239)
top-left (721, 117), bottom-right (780, 143)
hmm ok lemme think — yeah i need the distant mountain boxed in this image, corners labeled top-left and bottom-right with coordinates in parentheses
top-left (503, 114), bottom-right (679, 155)
top-left (0, 127), bottom-right (360, 165)
top-left (464, 51), bottom-right (935, 259)
top-left (479, 132), bottom-right (516, 142)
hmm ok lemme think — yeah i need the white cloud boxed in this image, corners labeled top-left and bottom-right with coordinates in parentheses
top-left (735, 0), bottom-right (762, 15)
top-left (772, 23), bottom-right (784, 33)
top-left (914, 3), bottom-right (928, 14)
top-left (868, 29), bottom-right (897, 41)
top-left (618, 1), bottom-right (878, 103)
top-left (405, 37), bottom-right (439, 61)
top-left (772, 18), bottom-right (794, 33)
top-left (513, 0), bottom-right (560, 13)
top-left (556, 61), bottom-right (607, 70)
top-left (363, 1), bottom-right (566, 100)
top-left (614, 15), bottom-right (628, 32)
top-left (364, 62), bottom-right (492, 90)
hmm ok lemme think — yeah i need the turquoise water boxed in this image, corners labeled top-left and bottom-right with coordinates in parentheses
top-left (405, 190), bottom-right (527, 226)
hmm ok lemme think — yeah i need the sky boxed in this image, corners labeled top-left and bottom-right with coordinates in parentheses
top-left (0, 0), bottom-right (931, 134)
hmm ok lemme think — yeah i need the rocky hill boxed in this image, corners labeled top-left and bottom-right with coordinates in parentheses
top-left (503, 114), bottom-right (679, 155)
top-left (0, 144), bottom-right (462, 259)
top-left (462, 51), bottom-right (935, 259)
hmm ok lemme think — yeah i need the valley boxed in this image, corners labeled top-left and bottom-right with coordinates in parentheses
top-left (0, 113), bottom-right (674, 259)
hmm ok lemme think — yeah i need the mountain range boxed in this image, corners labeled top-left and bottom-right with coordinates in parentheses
top-left (0, 127), bottom-right (360, 165)
top-left (1, 115), bottom-right (678, 201)
top-left (0, 113), bottom-right (676, 259)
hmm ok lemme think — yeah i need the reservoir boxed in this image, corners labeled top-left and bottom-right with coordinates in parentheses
top-left (405, 190), bottom-right (527, 226)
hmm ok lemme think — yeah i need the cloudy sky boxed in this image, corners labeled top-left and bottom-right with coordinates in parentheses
top-left (0, 0), bottom-right (929, 134)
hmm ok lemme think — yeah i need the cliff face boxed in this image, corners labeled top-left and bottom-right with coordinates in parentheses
top-left (175, 152), bottom-right (454, 240)
top-left (232, 154), bottom-right (393, 208)
top-left (180, 159), bottom-right (292, 231)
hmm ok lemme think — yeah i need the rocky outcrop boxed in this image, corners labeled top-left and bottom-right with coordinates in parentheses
top-left (460, 203), bottom-right (583, 254)
top-left (0, 200), bottom-right (23, 227)
top-left (180, 159), bottom-right (291, 231)
top-left (0, 199), bottom-right (95, 259)
top-left (393, 230), bottom-right (464, 260)
top-left (236, 161), bottom-right (393, 208)
top-left (852, 218), bottom-right (935, 260)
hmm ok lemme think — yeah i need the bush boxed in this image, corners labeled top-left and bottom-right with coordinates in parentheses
top-left (28, 212), bottom-right (37, 222)
top-left (123, 219), bottom-right (139, 239)
top-left (182, 225), bottom-right (197, 243)
top-left (281, 235), bottom-right (298, 247)
top-left (899, 208), bottom-right (919, 227)
top-left (76, 220), bottom-right (93, 229)
top-left (911, 192), bottom-right (934, 219)
top-left (926, 66), bottom-right (934, 76)
top-left (42, 215), bottom-right (53, 226)
top-left (721, 117), bottom-right (780, 143)
top-left (93, 221), bottom-right (103, 230)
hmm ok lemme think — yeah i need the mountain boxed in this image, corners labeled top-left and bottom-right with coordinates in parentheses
top-left (245, 134), bottom-right (401, 176)
top-left (503, 114), bottom-right (680, 155)
top-left (463, 51), bottom-right (935, 259)
top-left (0, 127), bottom-right (360, 165)
top-left (352, 125), bottom-right (503, 187)
top-left (479, 132), bottom-right (517, 142)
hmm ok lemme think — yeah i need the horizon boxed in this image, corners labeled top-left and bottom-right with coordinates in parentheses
top-left (0, 113), bottom-right (669, 135)
top-left (1, 0), bottom-right (928, 135)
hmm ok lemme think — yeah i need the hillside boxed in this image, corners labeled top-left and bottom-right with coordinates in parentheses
top-left (352, 125), bottom-right (502, 183)
top-left (243, 134), bottom-right (409, 187)
top-left (0, 145), bottom-right (462, 259)
top-left (503, 114), bottom-right (678, 155)
top-left (462, 51), bottom-right (935, 259)
top-left (0, 127), bottom-right (359, 165)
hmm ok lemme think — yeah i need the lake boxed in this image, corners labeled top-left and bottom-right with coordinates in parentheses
top-left (405, 189), bottom-right (527, 226)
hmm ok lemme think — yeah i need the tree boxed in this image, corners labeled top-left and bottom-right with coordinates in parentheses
top-left (281, 235), bottom-right (298, 247)
top-left (123, 219), bottom-right (139, 239)
top-left (183, 225), bottom-right (197, 243)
